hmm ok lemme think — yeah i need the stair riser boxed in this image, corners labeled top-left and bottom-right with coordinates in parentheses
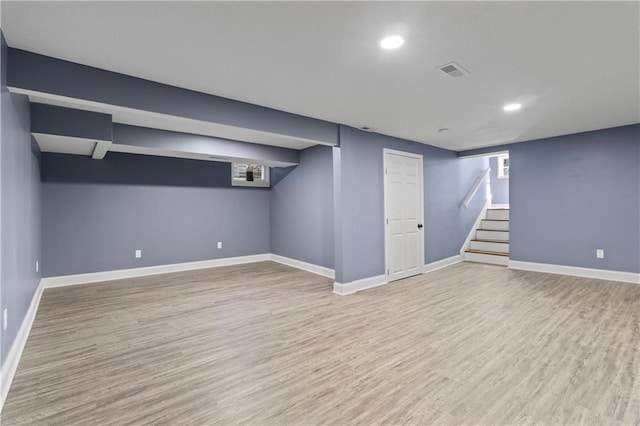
top-left (476, 230), bottom-right (509, 241)
top-left (464, 252), bottom-right (509, 266)
top-left (470, 241), bottom-right (509, 253)
top-left (487, 210), bottom-right (509, 220)
top-left (480, 220), bottom-right (509, 231)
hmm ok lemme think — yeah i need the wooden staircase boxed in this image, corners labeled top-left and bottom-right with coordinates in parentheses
top-left (465, 207), bottom-right (509, 266)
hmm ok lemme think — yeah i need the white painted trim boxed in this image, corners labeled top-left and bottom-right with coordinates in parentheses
top-left (39, 254), bottom-right (339, 289)
top-left (269, 254), bottom-right (334, 279)
top-left (1, 280), bottom-right (44, 413)
top-left (383, 148), bottom-right (425, 281)
top-left (508, 260), bottom-right (640, 285)
top-left (423, 255), bottom-right (463, 273)
top-left (41, 254), bottom-right (271, 288)
top-left (460, 199), bottom-right (490, 254)
top-left (334, 255), bottom-right (464, 296)
top-left (490, 203), bottom-right (510, 209)
top-left (333, 275), bottom-right (388, 295)
top-left (91, 140), bottom-right (112, 159)
top-left (31, 132), bottom-right (111, 144)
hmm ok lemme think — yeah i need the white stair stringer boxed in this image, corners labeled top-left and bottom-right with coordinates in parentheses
top-left (464, 207), bottom-right (510, 266)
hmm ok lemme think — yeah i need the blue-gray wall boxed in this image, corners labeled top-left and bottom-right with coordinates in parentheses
top-left (41, 153), bottom-right (270, 277)
top-left (9, 48), bottom-right (339, 146)
top-left (1, 33), bottom-right (42, 366)
top-left (489, 156), bottom-right (509, 204)
top-left (31, 103), bottom-right (112, 142)
top-left (270, 145), bottom-right (334, 269)
top-left (335, 126), bottom-right (488, 283)
top-left (42, 152), bottom-right (232, 187)
top-left (112, 124), bottom-right (300, 167)
top-left (508, 125), bottom-right (640, 273)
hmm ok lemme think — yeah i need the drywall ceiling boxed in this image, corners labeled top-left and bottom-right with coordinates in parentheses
top-left (3, 1), bottom-right (639, 151)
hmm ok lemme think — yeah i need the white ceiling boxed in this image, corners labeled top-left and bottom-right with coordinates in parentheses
top-left (3, 1), bottom-right (639, 151)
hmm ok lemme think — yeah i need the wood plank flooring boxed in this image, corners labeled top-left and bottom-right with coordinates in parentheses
top-left (3, 261), bottom-right (639, 425)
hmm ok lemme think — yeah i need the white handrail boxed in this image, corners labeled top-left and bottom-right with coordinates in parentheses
top-left (463, 167), bottom-right (490, 208)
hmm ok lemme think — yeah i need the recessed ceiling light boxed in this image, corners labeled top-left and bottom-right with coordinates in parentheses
top-left (380, 35), bottom-right (404, 50)
top-left (503, 103), bottom-right (522, 112)
top-left (438, 128), bottom-right (449, 133)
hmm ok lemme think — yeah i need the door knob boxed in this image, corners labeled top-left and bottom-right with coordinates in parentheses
top-left (417, 224), bottom-right (423, 229)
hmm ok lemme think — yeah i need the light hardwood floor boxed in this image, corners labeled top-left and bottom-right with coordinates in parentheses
top-left (3, 261), bottom-right (639, 425)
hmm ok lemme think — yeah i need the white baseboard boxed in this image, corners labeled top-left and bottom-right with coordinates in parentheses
top-left (334, 255), bottom-right (464, 296)
top-left (269, 254), bottom-right (335, 279)
top-left (1, 280), bottom-right (44, 413)
top-left (460, 200), bottom-right (490, 255)
top-left (508, 260), bottom-right (640, 285)
top-left (41, 254), bottom-right (271, 288)
top-left (333, 274), bottom-right (388, 295)
top-left (424, 255), bottom-right (463, 273)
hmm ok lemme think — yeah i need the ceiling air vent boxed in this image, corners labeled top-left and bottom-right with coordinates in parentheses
top-left (438, 62), bottom-right (469, 79)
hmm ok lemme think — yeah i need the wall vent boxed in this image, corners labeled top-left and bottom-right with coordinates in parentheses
top-left (438, 62), bottom-right (469, 78)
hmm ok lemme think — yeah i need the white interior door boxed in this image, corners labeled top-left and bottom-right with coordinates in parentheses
top-left (384, 149), bottom-right (424, 282)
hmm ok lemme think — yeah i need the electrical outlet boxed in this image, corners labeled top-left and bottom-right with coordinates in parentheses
top-left (3, 309), bottom-right (7, 331)
top-left (217, 242), bottom-right (222, 249)
top-left (596, 249), bottom-right (604, 259)
top-left (36, 261), bottom-right (39, 273)
top-left (135, 249), bottom-right (142, 259)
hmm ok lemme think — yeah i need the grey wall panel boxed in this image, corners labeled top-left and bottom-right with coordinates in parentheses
top-left (42, 152), bottom-right (234, 187)
top-left (270, 145), bottom-right (334, 269)
top-left (269, 166), bottom-right (296, 187)
top-left (509, 125), bottom-right (640, 272)
top-left (31, 103), bottom-right (112, 141)
top-left (337, 126), bottom-right (488, 283)
top-left (1, 34), bottom-right (42, 366)
top-left (42, 183), bottom-right (270, 277)
top-left (423, 143), bottom-right (489, 263)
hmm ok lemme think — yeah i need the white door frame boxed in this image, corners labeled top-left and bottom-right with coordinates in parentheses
top-left (383, 148), bottom-right (425, 281)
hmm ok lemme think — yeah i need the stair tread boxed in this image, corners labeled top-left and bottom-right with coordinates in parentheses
top-left (482, 219), bottom-right (509, 222)
top-left (477, 229), bottom-right (509, 232)
top-left (465, 249), bottom-right (510, 257)
top-left (488, 208), bottom-right (509, 210)
top-left (471, 239), bottom-right (509, 244)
